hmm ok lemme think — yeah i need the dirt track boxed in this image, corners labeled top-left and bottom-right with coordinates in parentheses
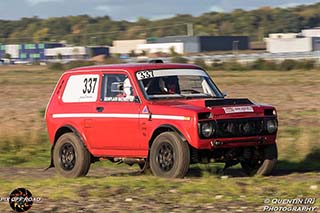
top-left (0, 166), bottom-right (319, 181)
top-left (0, 167), bottom-right (319, 213)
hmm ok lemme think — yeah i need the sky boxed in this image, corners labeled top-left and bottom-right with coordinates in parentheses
top-left (0, 0), bottom-right (319, 21)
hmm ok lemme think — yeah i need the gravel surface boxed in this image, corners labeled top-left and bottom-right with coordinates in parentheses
top-left (0, 167), bottom-right (318, 212)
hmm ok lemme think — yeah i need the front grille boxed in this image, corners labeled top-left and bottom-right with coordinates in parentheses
top-left (215, 118), bottom-right (265, 138)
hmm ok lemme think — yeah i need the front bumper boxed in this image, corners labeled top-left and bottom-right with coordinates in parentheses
top-left (198, 134), bottom-right (277, 149)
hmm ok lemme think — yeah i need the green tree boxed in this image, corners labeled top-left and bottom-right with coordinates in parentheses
top-left (4, 53), bottom-right (11, 59)
top-left (169, 46), bottom-right (179, 57)
top-left (1, 3), bottom-right (320, 44)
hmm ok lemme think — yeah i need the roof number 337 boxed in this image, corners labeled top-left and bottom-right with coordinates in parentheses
top-left (83, 78), bottom-right (97, 94)
top-left (136, 70), bottom-right (154, 80)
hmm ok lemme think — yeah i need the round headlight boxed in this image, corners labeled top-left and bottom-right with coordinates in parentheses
top-left (201, 122), bottom-right (214, 138)
top-left (267, 119), bottom-right (278, 134)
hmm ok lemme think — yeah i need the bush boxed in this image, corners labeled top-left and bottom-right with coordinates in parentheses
top-left (295, 59), bottom-right (316, 70)
top-left (223, 61), bottom-right (248, 71)
top-left (210, 62), bottom-right (225, 70)
top-left (194, 58), bottom-right (208, 69)
top-left (250, 59), bottom-right (277, 70)
top-left (207, 58), bottom-right (318, 71)
top-left (171, 56), bottom-right (188, 63)
top-left (49, 60), bottom-right (96, 71)
top-left (279, 59), bottom-right (297, 71)
top-left (48, 62), bottom-right (64, 71)
top-left (64, 60), bottom-right (95, 70)
top-left (104, 56), bottom-right (122, 64)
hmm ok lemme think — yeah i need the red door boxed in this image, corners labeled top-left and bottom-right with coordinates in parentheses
top-left (85, 72), bottom-right (144, 156)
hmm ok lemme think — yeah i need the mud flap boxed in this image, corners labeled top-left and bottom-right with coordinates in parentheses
top-left (44, 145), bottom-right (55, 171)
top-left (264, 143), bottom-right (278, 159)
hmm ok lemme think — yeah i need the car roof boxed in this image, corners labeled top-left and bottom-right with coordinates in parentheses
top-left (67, 63), bottom-right (202, 74)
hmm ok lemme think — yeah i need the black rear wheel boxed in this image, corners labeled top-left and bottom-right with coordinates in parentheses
top-left (150, 132), bottom-right (190, 178)
top-left (53, 133), bottom-right (91, 178)
top-left (241, 143), bottom-right (278, 176)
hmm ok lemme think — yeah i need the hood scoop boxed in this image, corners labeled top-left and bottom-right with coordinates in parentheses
top-left (205, 98), bottom-right (253, 107)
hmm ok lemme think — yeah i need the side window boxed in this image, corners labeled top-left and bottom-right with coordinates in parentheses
top-left (62, 74), bottom-right (99, 103)
top-left (101, 74), bottom-right (137, 102)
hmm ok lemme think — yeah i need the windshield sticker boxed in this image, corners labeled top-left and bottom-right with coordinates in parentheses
top-left (136, 70), bottom-right (154, 80)
top-left (223, 106), bottom-right (254, 114)
top-left (136, 69), bottom-right (208, 80)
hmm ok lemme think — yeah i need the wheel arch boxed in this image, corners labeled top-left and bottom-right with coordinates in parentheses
top-left (54, 125), bottom-right (74, 144)
top-left (47, 125), bottom-right (91, 169)
top-left (148, 124), bottom-right (188, 150)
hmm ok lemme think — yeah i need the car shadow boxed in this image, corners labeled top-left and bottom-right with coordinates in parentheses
top-left (186, 166), bottom-right (248, 178)
top-left (187, 148), bottom-right (320, 178)
top-left (79, 148), bottom-right (320, 179)
top-left (272, 148), bottom-right (320, 176)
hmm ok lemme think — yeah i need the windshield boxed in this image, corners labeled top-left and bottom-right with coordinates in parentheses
top-left (136, 69), bottom-right (223, 99)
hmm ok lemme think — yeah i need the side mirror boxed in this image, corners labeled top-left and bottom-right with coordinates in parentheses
top-left (222, 92), bottom-right (227, 97)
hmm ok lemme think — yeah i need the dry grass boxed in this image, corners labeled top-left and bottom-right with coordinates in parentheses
top-left (0, 167), bottom-right (319, 212)
top-left (0, 67), bottom-right (63, 137)
top-left (0, 66), bottom-right (319, 212)
top-left (0, 66), bottom-right (319, 165)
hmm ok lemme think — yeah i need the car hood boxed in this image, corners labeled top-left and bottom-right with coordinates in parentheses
top-left (148, 98), bottom-right (274, 118)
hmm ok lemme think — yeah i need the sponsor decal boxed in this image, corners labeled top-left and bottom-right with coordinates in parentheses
top-left (223, 106), bottom-right (254, 114)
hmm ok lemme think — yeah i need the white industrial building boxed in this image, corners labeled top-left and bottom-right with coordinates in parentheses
top-left (268, 33), bottom-right (299, 39)
top-left (110, 39), bottom-right (146, 54)
top-left (5, 44), bottom-right (20, 59)
top-left (301, 28), bottom-right (320, 37)
top-left (265, 28), bottom-right (320, 53)
top-left (265, 37), bottom-right (313, 53)
top-left (45, 46), bottom-right (87, 59)
top-left (136, 42), bottom-right (184, 55)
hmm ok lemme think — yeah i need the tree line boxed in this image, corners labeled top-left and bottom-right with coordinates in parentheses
top-left (1, 3), bottom-right (320, 45)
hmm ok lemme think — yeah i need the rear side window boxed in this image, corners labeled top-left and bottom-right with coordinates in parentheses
top-left (62, 74), bottom-right (100, 103)
top-left (101, 74), bottom-right (137, 102)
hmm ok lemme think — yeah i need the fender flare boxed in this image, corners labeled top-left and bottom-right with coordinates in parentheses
top-left (46, 125), bottom-right (89, 170)
top-left (148, 124), bottom-right (189, 148)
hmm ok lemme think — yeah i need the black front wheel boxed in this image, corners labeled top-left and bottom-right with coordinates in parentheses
top-left (150, 132), bottom-right (190, 178)
top-left (53, 133), bottom-right (91, 178)
top-left (241, 143), bottom-right (278, 176)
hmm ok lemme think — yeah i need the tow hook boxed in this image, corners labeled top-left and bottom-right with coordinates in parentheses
top-left (258, 137), bottom-right (266, 144)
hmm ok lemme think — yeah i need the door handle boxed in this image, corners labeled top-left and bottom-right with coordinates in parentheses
top-left (96, 106), bottom-right (104, 112)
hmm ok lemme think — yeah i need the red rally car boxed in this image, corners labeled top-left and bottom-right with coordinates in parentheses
top-left (45, 63), bottom-right (278, 178)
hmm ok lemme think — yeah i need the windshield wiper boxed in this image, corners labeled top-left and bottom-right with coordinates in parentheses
top-left (203, 93), bottom-right (220, 98)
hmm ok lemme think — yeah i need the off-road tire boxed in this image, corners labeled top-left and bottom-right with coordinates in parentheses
top-left (241, 143), bottom-right (278, 176)
top-left (53, 133), bottom-right (91, 178)
top-left (150, 132), bottom-right (190, 178)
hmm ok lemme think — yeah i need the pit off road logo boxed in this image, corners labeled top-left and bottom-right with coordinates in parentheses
top-left (0, 188), bottom-right (42, 212)
top-left (8, 188), bottom-right (35, 212)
